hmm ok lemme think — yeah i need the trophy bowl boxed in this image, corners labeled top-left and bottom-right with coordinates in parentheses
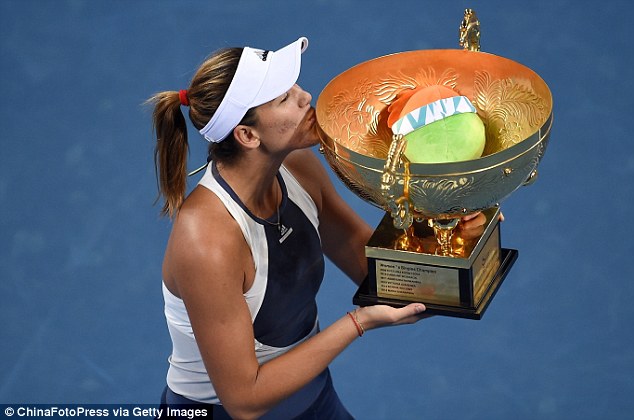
top-left (315, 42), bottom-right (553, 319)
top-left (316, 48), bottom-right (553, 223)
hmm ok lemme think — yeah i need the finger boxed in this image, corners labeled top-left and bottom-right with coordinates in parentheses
top-left (461, 212), bottom-right (481, 222)
top-left (401, 303), bottom-right (426, 317)
top-left (461, 213), bottom-right (486, 230)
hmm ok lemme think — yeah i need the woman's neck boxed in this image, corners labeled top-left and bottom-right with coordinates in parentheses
top-left (215, 155), bottom-right (284, 219)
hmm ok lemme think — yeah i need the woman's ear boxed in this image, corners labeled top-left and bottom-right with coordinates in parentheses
top-left (233, 124), bottom-right (260, 150)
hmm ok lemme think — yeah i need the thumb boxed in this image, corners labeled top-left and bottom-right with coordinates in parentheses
top-left (390, 303), bottom-right (429, 324)
top-left (401, 303), bottom-right (426, 316)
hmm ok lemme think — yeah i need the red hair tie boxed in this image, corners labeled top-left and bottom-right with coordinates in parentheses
top-left (179, 89), bottom-right (189, 107)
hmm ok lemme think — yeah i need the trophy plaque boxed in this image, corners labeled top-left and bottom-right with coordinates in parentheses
top-left (315, 10), bottom-right (553, 319)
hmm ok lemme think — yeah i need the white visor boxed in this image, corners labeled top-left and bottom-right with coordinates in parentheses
top-left (199, 36), bottom-right (309, 143)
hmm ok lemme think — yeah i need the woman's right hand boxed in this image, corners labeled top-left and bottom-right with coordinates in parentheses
top-left (354, 303), bottom-right (430, 331)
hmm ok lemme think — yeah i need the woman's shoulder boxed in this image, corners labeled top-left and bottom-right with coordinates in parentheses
top-left (177, 185), bottom-right (228, 227)
top-left (163, 184), bottom-right (253, 296)
top-left (283, 149), bottom-right (331, 209)
top-left (284, 148), bottom-right (322, 173)
top-left (167, 187), bottom-right (246, 268)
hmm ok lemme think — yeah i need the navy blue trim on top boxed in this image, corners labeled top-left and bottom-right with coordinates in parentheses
top-left (210, 160), bottom-right (324, 348)
top-left (211, 161), bottom-right (287, 225)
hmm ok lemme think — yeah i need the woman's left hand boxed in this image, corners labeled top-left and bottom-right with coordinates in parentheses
top-left (458, 211), bottom-right (504, 239)
top-left (458, 211), bottom-right (487, 238)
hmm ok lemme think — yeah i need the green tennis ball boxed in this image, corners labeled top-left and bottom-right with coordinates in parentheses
top-left (403, 112), bottom-right (485, 164)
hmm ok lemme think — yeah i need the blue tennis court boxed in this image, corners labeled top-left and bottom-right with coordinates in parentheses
top-left (1, 0), bottom-right (632, 418)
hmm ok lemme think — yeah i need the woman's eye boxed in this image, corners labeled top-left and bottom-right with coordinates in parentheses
top-left (281, 92), bottom-right (289, 102)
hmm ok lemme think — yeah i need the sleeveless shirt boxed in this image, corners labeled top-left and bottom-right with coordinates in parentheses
top-left (162, 162), bottom-right (326, 413)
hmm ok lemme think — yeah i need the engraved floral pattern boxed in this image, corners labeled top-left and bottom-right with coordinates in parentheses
top-left (325, 79), bottom-right (386, 157)
top-left (473, 71), bottom-right (549, 155)
top-left (374, 68), bottom-right (459, 105)
top-left (405, 148), bottom-right (539, 219)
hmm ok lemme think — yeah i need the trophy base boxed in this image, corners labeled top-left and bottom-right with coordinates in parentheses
top-left (354, 208), bottom-right (517, 320)
top-left (353, 248), bottom-right (517, 319)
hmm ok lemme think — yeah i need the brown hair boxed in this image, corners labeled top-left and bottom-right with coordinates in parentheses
top-left (147, 47), bottom-right (257, 218)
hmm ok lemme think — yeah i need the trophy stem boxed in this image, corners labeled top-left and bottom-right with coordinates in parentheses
top-left (429, 218), bottom-right (460, 256)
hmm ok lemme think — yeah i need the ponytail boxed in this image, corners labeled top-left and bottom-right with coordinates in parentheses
top-left (147, 47), bottom-right (250, 217)
top-left (148, 91), bottom-right (189, 218)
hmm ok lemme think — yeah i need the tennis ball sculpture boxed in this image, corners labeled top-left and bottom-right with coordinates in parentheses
top-left (387, 85), bottom-right (486, 163)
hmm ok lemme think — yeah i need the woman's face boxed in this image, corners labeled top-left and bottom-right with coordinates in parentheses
top-left (253, 84), bottom-right (318, 153)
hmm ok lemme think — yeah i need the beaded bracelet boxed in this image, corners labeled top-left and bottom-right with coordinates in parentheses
top-left (347, 310), bottom-right (365, 337)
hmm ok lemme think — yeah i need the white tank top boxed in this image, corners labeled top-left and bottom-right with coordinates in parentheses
top-left (163, 162), bottom-right (325, 406)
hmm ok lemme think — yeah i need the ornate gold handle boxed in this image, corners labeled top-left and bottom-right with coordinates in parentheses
top-left (381, 134), bottom-right (413, 229)
top-left (459, 9), bottom-right (481, 52)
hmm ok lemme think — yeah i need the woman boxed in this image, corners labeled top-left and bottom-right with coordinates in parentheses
top-left (148, 36), bottom-right (482, 419)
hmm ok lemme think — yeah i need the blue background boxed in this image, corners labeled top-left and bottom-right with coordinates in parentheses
top-left (1, 0), bottom-right (633, 418)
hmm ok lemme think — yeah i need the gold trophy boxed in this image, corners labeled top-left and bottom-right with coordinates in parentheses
top-left (315, 10), bottom-right (553, 319)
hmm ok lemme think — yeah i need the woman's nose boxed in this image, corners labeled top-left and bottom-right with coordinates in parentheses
top-left (295, 85), bottom-right (312, 106)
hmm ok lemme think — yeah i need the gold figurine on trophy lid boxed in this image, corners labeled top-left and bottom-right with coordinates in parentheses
top-left (315, 9), bottom-right (553, 319)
